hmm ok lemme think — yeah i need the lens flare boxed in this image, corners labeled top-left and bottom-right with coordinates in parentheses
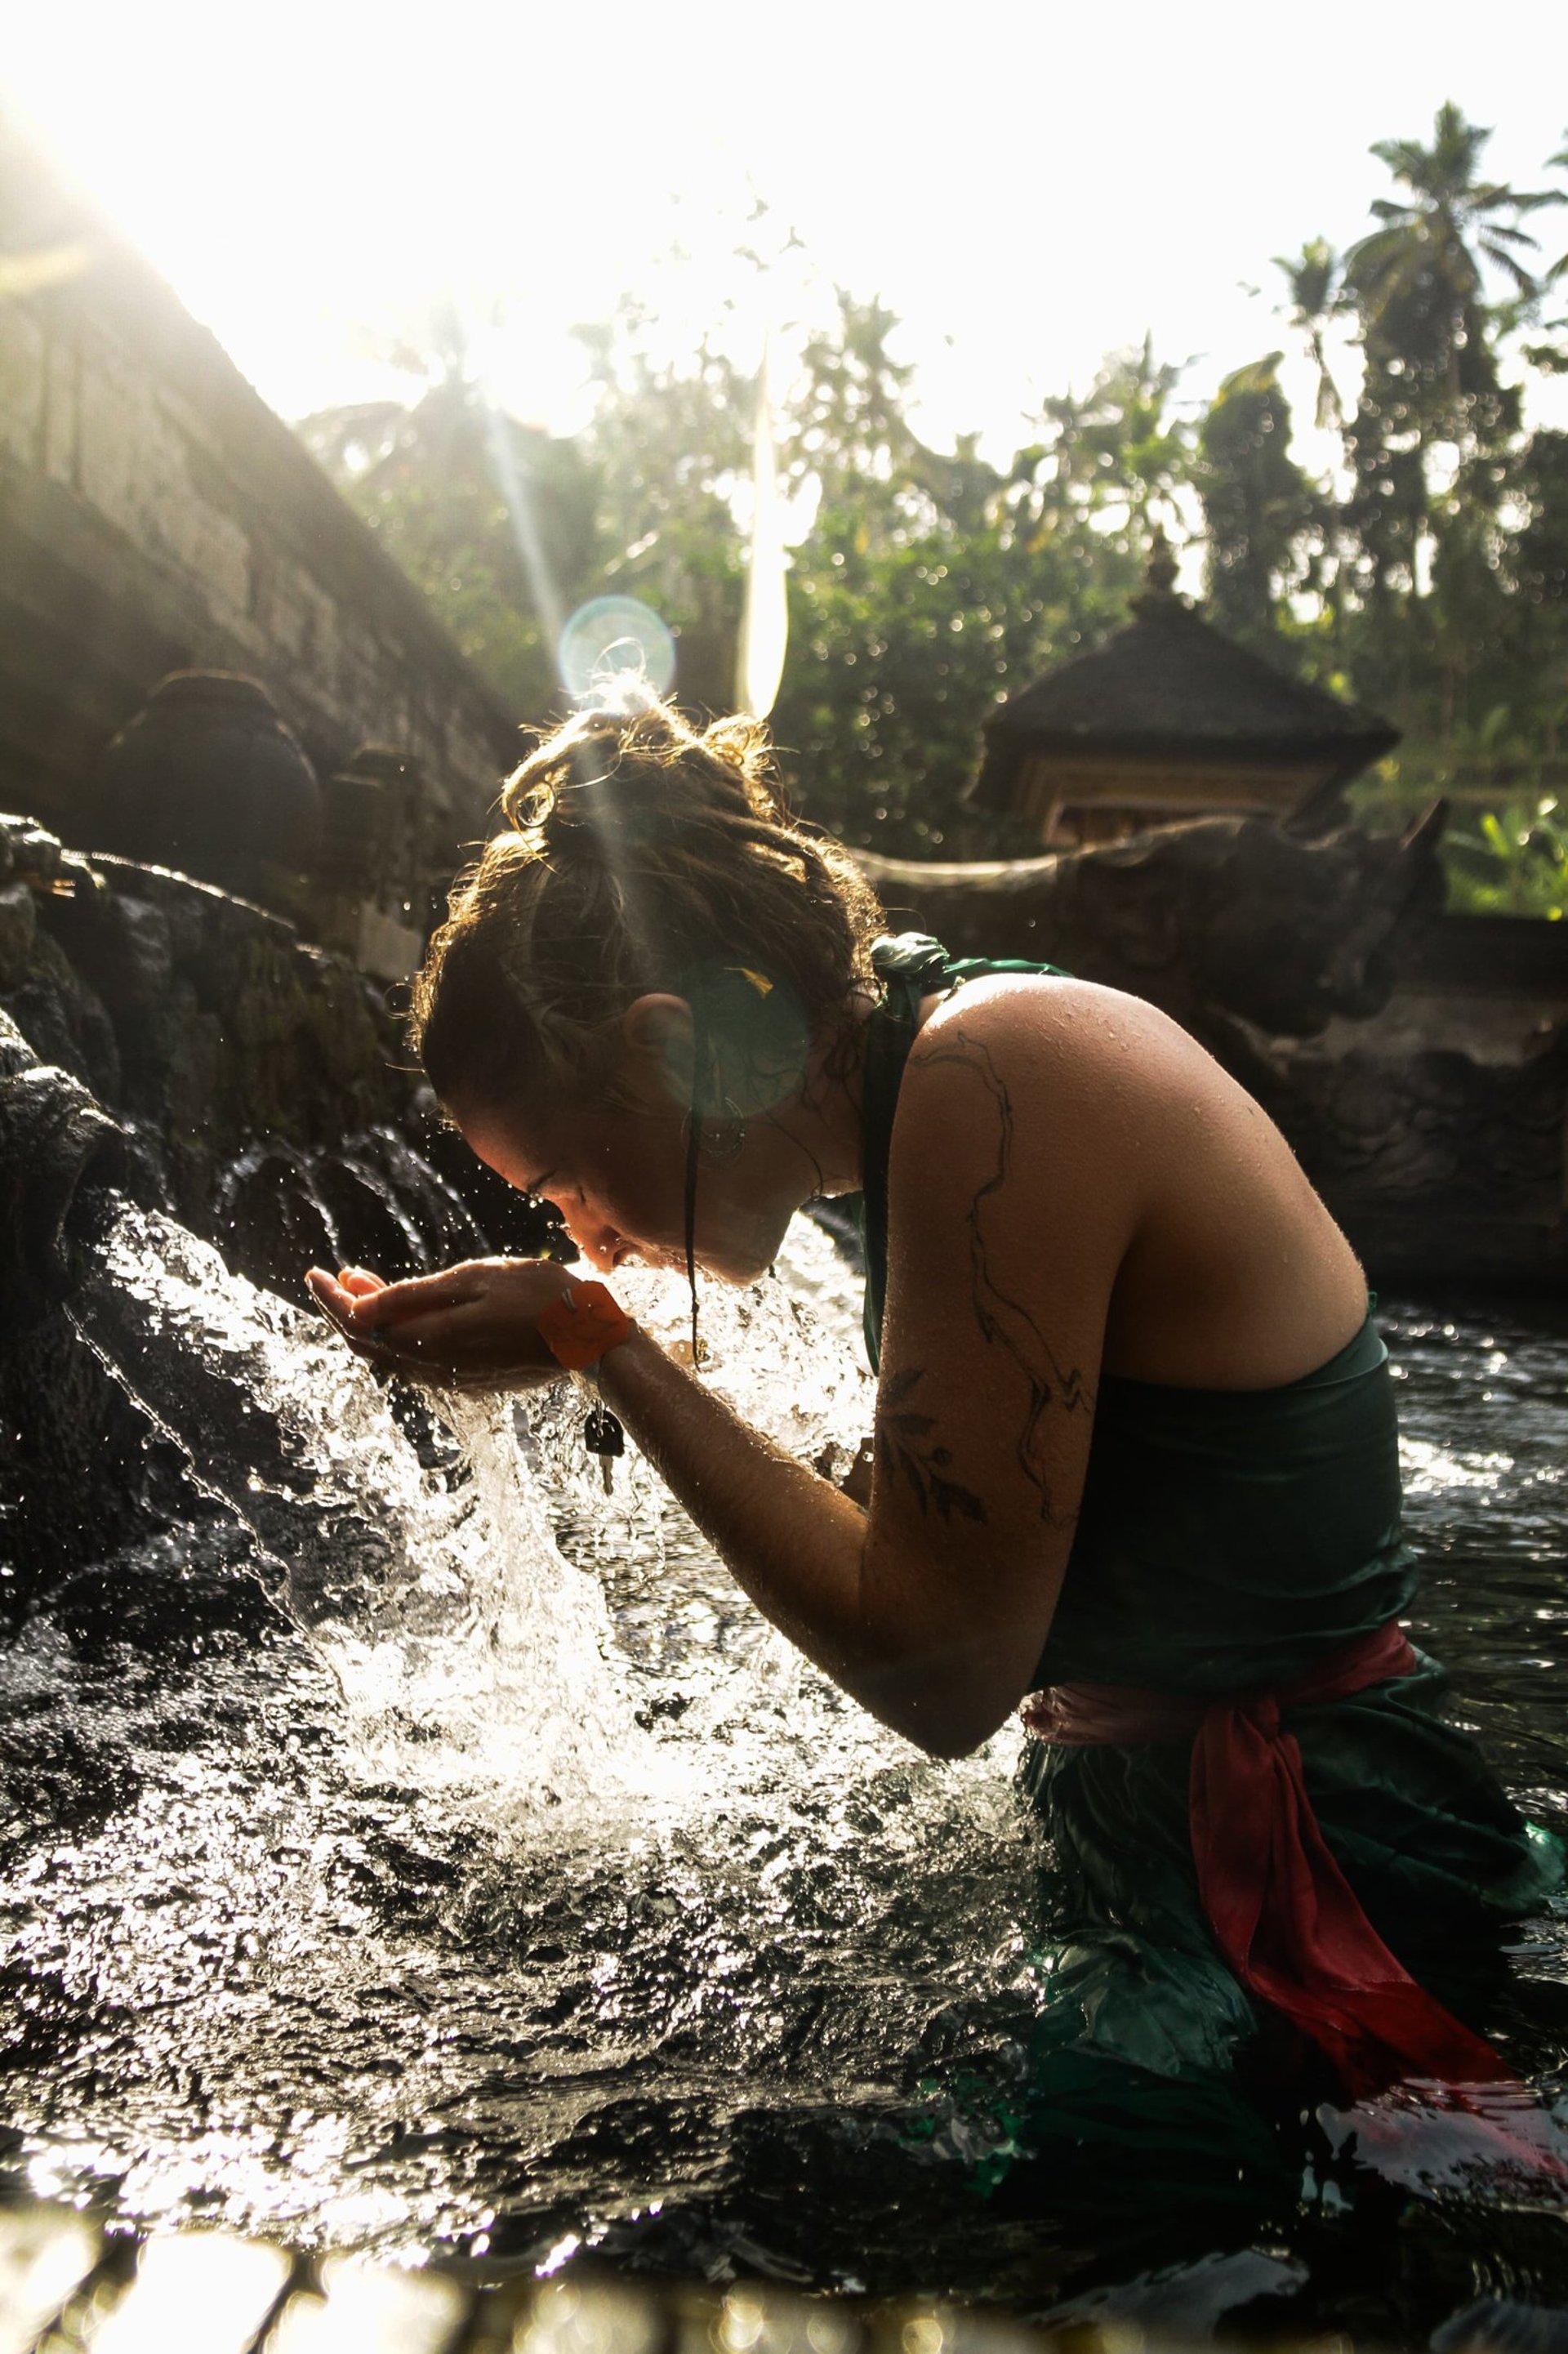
top-left (559, 595), bottom-right (677, 704)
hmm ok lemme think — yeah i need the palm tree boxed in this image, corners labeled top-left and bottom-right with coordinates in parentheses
top-left (1274, 239), bottom-right (1343, 430)
top-left (1337, 103), bottom-right (1563, 647)
top-left (1544, 134), bottom-right (1568, 298)
top-left (1343, 101), bottom-right (1563, 424)
top-left (1517, 136), bottom-right (1568, 377)
top-left (1073, 337), bottom-right (1192, 542)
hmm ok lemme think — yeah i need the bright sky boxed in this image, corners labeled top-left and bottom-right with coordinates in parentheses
top-left (6, 0), bottom-right (1568, 464)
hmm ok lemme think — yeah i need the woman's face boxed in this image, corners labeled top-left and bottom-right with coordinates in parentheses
top-left (454, 1095), bottom-right (795, 1286)
top-left (450, 991), bottom-right (826, 1283)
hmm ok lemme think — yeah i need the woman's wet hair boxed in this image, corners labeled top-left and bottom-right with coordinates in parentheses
top-left (408, 698), bottom-right (885, 1125)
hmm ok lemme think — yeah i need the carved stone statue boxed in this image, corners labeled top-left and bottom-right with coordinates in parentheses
top-left (856, 805), bottom-right (1446, 1043)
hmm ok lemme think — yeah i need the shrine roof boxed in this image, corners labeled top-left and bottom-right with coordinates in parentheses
top-left (971, 588), bottom-right (1399, 811)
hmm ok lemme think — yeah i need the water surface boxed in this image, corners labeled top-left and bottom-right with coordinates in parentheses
top-left (3, 1222), bottom-right (1568, 2338)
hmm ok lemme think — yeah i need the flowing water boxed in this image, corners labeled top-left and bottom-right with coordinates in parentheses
top-left (4, 1213), bottom-right (1568, 2341)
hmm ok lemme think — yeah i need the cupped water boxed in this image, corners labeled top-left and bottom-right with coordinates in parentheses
top-left (4, 1209), bottom-right (1568, 2341)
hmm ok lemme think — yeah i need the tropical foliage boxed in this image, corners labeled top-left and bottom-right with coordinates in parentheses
top-left (299, 106), bottom-right (1568, 898)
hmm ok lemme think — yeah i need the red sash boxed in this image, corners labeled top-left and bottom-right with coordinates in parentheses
top-left (1021, 1621), bottom-right (1512, 2097)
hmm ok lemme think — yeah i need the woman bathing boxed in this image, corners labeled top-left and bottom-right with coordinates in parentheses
top-left (308, 697), bottom-right (1561, 2175)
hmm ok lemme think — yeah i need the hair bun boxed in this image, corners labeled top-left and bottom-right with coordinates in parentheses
top-left (579, 671), bottom-right (662, 720)
top-left (500, 701), bottom-right (778, 863)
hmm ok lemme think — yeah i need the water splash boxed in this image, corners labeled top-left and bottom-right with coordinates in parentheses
top-left (69, 1202), bottom-right (635, 1805)
top-left (64, 1202), bottom-right (896, 1822)
top-left (8, 1197), bottom-right (1036, 2267)
top-left (522, 1218), bottom-right (871, 1549)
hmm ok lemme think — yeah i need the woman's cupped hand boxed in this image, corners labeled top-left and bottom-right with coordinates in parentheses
top-left (305, 1257), bottom-right (579, 1391)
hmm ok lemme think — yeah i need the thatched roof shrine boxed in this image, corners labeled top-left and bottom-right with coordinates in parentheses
top-left (972, 538), bottom-right (1399, 844)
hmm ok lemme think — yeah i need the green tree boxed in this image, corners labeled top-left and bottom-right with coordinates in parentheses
top-left (774, 340), bottom-right (1186, 855)
top-left (1340, 104), bottom-right (1560, 604)
top-left (1345, 102), bottom-right (1561, 403)
top-left (1330, 106), bottom-right (1563, 747)
top-left (292, 124), bottom-right (1568, 876)
top-left (1522, 132), bottom-right (1568, 373)
top-left (788, 288), bottom-right (919, 514)
top-left (1509, 427), bottom-right (1568, 751)
top-left (1194, 355), bottom-right (1319, 648)
top-left (570, 302), bottom-right (752, 713)
top-left (774, 518), bottom-right (1045, 858)
top-left (1026, 337), bottom-right (1190, 543)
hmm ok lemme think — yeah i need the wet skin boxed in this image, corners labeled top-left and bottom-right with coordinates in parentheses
top-left (309, 974), bottom-right (1370, 1757)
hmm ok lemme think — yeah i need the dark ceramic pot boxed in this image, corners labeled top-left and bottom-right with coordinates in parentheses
top-left (96, 672), bottom-right (322, 898)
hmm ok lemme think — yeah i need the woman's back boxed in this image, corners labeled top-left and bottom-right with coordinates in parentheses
top-left (877, 954), bottom-right (1369, 1394)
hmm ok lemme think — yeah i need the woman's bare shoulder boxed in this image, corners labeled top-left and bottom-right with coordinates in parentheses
top-left (906, 970), bottom-right (1209, 1124)
top-left (890, 971), bottom-right (1159, 1254)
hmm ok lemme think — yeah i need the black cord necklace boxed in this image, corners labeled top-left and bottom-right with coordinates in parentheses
top-left (683, 1085), bottom-right (702, 1368)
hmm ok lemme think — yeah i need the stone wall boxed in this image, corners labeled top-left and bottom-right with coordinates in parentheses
top-left (0, 112), bottom-right (520, 861)
top-left (0, 811), bottom-right (549, 1309)
top-left (1240, 912), bottom-right (1568, 1290)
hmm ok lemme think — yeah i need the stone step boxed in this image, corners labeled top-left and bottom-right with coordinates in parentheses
top-left (0, 2203), bottom-right (1172, 2354)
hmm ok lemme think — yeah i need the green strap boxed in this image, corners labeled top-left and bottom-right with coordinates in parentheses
top-left (857, 934), bottom-right (1067, 1371)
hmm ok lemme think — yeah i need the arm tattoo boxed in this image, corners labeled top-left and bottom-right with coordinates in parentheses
top-left (876, 1366), bottom-right (987, 1524)
top-left (918, 1026), bottom-right (1094, 1525)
